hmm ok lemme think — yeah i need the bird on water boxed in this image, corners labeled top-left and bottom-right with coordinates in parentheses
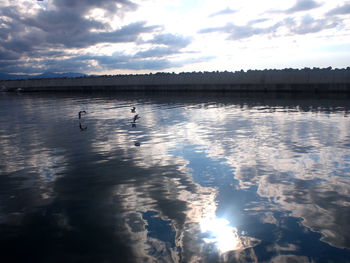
top-left (79, 110), bottom-right (86, 119)
top-left (131, 107), bottom-right (136, 113)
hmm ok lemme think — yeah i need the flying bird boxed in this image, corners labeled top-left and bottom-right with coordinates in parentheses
top-left (133, 114), bottom-right (140, 122)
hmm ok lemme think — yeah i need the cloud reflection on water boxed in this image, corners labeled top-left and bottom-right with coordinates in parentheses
top-left (0, 93), bottom-right (350, 262)
top-left (84, 94), bottom-right (350, 254)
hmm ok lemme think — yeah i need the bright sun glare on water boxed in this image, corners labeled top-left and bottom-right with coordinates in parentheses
top-left (200, 217), bottom-right (242, 253)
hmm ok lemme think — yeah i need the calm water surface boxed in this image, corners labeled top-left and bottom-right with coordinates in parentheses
top-left (1, 92), bottom-right (350, 262)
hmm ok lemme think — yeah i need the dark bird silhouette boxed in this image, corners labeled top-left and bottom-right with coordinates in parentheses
top-left (131, 107), bottom-right (136, 113)
top-left (79, 110), bottom-right (86, 119)
top-left (133, 114), bottom-right (140, 123)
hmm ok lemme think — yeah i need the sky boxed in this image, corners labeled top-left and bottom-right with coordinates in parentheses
top-left (0, 0), bottom-right (349, 75)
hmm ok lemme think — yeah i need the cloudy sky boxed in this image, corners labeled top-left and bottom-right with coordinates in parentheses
top-left (0, 0), bottom-right (349, 75)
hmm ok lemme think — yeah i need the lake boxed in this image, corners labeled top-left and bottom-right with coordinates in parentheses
top-left (1, 92), bottom-right (350, 262)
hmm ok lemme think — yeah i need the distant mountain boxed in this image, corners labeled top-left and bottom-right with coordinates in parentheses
top-left (38, 72), bottom-right (86, 79)
top-left (0, 72), bottom-right (86, 80)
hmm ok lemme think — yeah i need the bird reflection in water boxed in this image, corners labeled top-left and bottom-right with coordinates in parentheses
top-left (133, 114), bottom-right (140, 123)
top-left (79, 122), bottom-right (87, 131)
top-left (78, 110), bottom-right (87, 131)
top-left (132, 113), bottom-right (140, 127)
top-left (130, 109), bottom-right (141, 143)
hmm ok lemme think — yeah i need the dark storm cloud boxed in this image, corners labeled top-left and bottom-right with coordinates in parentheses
top-left (285, 0), bottom-right (322, 13)
top-left (89, 52), bottom-right (182, 70)
top-left (1, 5), bottom-right (157, 50)
top-left (326, 3), bottom-right (350, 15)
top-left (0, 0), bottom-right (195, 74)
top-left (209, 7), bottom-right (237, 17)
top-left (0, 61), bottom-right (41, 74)
top-left (0, 50), bottom-right (186, 74)
top-left (0, 47), bottom-right (188, 74)
top-left (0, 49), bottom-right (20, 61)
top-left (39, 57), bottom-right (94, 73)
top-left (87, 53), bottom-right (131, 67)
top-left (35, 50), bottom-right (67, 58)
top-left (95, 22), bottom-right (159, 45)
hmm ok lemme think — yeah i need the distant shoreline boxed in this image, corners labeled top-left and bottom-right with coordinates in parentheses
top-left (1, 68), bottom-right (350, 93)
